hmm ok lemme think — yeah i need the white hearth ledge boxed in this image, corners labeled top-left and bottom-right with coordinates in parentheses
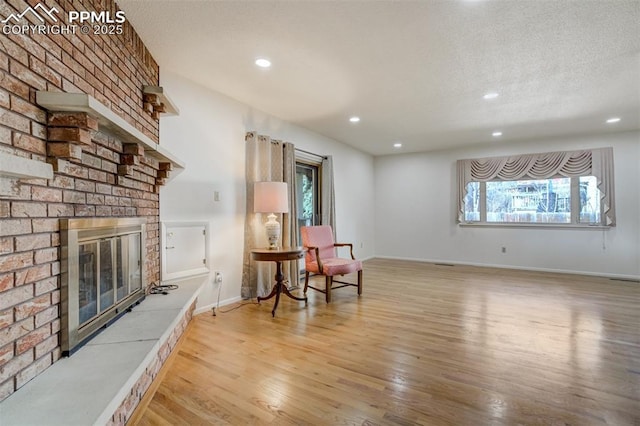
top-left (0, 277), bottom-right (204, 426)
top-left (35, 91), bottom-right (185, 180)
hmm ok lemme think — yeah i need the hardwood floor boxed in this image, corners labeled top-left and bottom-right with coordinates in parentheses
top-left (130, 259), bottom-right (640, 425)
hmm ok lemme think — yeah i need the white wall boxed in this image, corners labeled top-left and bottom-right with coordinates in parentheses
top-left (374, 131), bottom-right (640, 278)
top-left (158, 71), bottom-right (375, 310)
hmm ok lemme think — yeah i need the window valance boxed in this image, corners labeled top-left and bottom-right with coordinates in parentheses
top-left (456, 147), bottom-right (615, 225)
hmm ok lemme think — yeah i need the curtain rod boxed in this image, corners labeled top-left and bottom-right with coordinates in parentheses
top-left (295, 147), bottom-right (327, 159)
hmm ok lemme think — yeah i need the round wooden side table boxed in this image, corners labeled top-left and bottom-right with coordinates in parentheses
top-left (251, 247), bottom-right (307, 317)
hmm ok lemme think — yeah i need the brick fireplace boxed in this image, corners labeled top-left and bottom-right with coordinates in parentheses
top-left (0, 0), bottom-right (183, 404)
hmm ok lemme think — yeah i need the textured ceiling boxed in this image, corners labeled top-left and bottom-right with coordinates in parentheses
top-left (116, 0), bottom-right (640, 156)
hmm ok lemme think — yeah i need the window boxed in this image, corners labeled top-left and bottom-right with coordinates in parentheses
top-left (295, 156), bottom-right (323, 277)
top-left (579, 176), bottom-right (601, 224)
top-left (295, 150), bottom-right (336, 235)
top-left (464, 176), bottom-right (601, 224)
top-left (295, 162), bottom-right (320, 231)
top-left (457, 148), bottom-right (615, 227)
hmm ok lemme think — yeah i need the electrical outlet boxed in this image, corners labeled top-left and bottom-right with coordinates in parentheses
top-left (501, 246), bottom-right (507, 253)
top-left (214, 271), bottom-right (223, 283)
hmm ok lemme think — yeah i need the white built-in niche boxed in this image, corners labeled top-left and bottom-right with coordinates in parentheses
top-left (160, 221), bottom-right (210, 282)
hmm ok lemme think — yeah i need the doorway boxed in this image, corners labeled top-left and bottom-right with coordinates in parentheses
top-left (295, 161), bottom-right (320, 277)
top-left (295, 162), bottom-right (320, 233)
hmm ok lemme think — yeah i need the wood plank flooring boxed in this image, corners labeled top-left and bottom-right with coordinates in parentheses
top-left (130, 259), bottom-right (640, 425)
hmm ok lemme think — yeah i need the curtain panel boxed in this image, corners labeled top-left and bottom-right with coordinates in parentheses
top-left (242, 132), bottom-right (300, 299)
top-left (456, 147), bottom-right (615, 225)
top-left (321, 156), bottom-right (337, 238)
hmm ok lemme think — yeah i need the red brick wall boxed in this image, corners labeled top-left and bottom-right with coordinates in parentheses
top-left (0, 0), bottom-right (162, 401)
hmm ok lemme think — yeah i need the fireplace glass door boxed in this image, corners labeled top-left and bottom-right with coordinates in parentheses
top-left (78, 243), bottom-right (97, 325)
top-left (76, 232), bottom-right (142, 328)
top-left (99, 239), bottom-right (115, 313)
top-left (126, 234), bottom-right (142, 294)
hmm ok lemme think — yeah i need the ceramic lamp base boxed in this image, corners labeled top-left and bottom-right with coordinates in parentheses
top-left (264, 213), bottom-right (281, 249)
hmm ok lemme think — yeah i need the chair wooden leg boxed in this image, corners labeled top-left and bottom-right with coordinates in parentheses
top-left (357, 270), bottom-right (363, 295)
top-left (303, 271), bottom-right (310, 294)
top-left (325, 276), bottom-right (332, 303)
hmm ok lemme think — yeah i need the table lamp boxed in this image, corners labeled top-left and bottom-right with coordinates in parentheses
top-left (254, 181), bottom-right (289, 249)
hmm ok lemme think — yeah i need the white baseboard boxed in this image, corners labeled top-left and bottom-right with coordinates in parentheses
top-left (194, 296), bottom-right (243, 315)
top-left (373, 255), bottom-right (640, 282)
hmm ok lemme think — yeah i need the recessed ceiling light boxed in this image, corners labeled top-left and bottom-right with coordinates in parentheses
top-left (483, 92), bottom-right (499, 100)
top-left (255, 58), bottom-right (271, 68)
top-left (393, 143), bottom-right (402, 148)
top-left (349, 116), bottom-right (360, 123)
top-left (492, 131), bottom-right (503, 137)
top-left (606, 117), bottom-right (621, 124)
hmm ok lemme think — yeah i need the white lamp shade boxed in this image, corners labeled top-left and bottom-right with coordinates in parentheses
top-left (254, 181), bottom-right (289, 213)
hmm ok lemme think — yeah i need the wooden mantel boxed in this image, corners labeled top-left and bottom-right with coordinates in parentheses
top-left (35, 91), bottom-right (185, 180)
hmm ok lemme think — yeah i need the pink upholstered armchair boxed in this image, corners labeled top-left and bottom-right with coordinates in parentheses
top-left (300, 226), bottom-right (363, 303)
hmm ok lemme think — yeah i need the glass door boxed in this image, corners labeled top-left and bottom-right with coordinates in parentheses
top-left (296, 162), bottom-right (320, 276)
top-left (78, 242), bottom-right (97, 325)
top-left (99, 239), bottom-right (115, 312)
top-left (296, 162), bottom-right (320, 232)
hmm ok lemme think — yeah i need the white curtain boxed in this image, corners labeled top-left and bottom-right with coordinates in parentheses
top-left (456, 147), bottom-right (615, 225)
top-left (242, 132), bottom-right (299, 299)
